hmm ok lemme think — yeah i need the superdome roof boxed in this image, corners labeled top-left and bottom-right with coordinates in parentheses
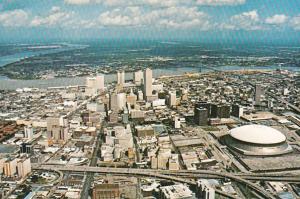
top-left (229, 125), bottom-right (286, 145)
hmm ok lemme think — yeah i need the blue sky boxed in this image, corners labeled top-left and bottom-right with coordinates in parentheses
top-left (0, 0), bottom-right (299, 43)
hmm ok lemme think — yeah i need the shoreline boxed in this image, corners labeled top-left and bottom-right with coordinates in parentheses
top-left (1, 65), bottom-right (299, 81)
top-left (0, 66), bottom-right (299, 90)
top-left (0, 43), bottom-right (88, 68)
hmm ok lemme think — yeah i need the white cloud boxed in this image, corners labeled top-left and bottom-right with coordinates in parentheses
top-left (51, 6), bottom-right (61, 13)
top-left (146, 6), bottom-right (210, 29)
top-left (232, 10), bottom-right (259, 22)
top-left (226, 10), bottom-right (263, 30)
top-left (0, 5), bottom-right (210, 30)
top-left (0, 9), bottom-right (29, 27)
top-left (30, 7), bottom-right (73, 27)
top-left (5, 3), bottom-right (297, 32)
top-left (218, 23), bottom-right (235, 30)
top-left (142, 0), bottom-right (180, 7)
top-left (290, 15), bottom-right (300, 30)
top-left (265, 14), bottom-right (288, 25)
top-left (65, 18), bottom-right (98, 29)
top-left (96, 6), bottom-right (211, 29)
top-left (98, 7), bottom-right (142, 26)
top-left (65, 0), bottom-right (182, 7)
top-left (196, 0), bottom-right (245, 6)
top-left (64, 0), bottom-right (91, 5)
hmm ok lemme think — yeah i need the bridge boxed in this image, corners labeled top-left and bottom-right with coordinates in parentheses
top-left (32, 164), bottom-right (292, 199)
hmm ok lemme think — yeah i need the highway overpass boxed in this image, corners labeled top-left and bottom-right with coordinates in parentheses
top-left (32, 164), bottom-right (279, 199)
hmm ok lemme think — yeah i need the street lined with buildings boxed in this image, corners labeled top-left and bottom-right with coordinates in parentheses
top-left (0, 68), bottom-right (300, 199)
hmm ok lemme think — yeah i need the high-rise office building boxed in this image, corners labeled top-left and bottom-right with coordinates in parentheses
top-left (181, 88), bottom-right (188, 101)
top-left (122, 109), bottom-right (129, 124)
top-left (210, 104), bottom-right (219, 118)
top-left (219, 104), bottom-right (231, 118)
top-left (211, 104), bottom-right (230, 118)
top-left (195, 102), bottom-right (211, 118)
top-left (17, 157), bottom-right (31, 178)
top-left (86, 77), bottom-right (96, 88)
top-left (194, 108), bottom-right (208, 126)
top-left (109, 92), bottom-right (126, 112)
top-left (231, 104), bottom-right (244, 118)
top-left (46, 116), bottom-right (68, 145)
top-left (86, 77), bottom-right (97, 96)
top-left (96, 75), bottom-right (105, 91)
top-left (255, 84), bottom-right (262, 105)
top-left (0, 158), bottom-right (5, 175)
top-left (109, 92), bottom-right (118, 111)
top-left (174, 117), bottom-right (181, 129)
top-left (134, 70), bottom-right (143, 85)
top-left (117, 71), bottom-right (125, 85)
top-left (137, 90), bottom-right (144, 101)
top-left (85, 75), bottom-right (104, 96)
top-left (24, 125), bottom-right (34, 140)
top-left (20, 143), bottom-right (33, 154)
top-left (46, 117), bottom-right (61, 132)
top-left (117, 93), bottom-right (126, 111)
top-left (50, 126), bottom-right (69, 143)
top-left (143, 68), bottom-right (153, 100)
top-left (168, 91), bottom-right (177, 107)
top-left (3, 158), bottom-right (17, 177)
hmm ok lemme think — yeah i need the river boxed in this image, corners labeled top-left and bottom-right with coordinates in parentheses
top-left (0, 65), bottom-right (299, 90)
top-left (0, 43), bottom-right (87, 68)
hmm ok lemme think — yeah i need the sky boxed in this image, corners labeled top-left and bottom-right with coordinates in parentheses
top-left (0, 0), bottom-right (299, 43)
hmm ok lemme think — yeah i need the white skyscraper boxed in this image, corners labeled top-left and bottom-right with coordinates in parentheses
top-left (24, 125), bottom-right (34, 140)
top-left (3, 158), bottom-right (17, 177)
top-left (86, 75), bottom-right (105, 95)
top-left (0, 158), bottom-right (6, 175)
top-left (137, 90), bottom-right (144, 101)
top-left (86, 77), bottom-right (96, 88)
top-left (109, 92), bottom-right (118, 111)
top-left (95, 75), bottom-right (105, 91)
top-left (117, 93), bottom-right (126, 110)
top-left (17, 157), bottom-right (31, 178)
top-left (117, 71), bottom-right (125, 85)
top-left (169, 91), bottom-right (177, 107)
top-left (174, 117), bottom-right (181, 129)
top-left (143, 68), bottom-right (153, 100)
top-left (134, 70), bottom-right (143, 85)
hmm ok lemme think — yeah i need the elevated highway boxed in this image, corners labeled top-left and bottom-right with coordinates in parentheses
top-left (32, 164), bottom-right (278, 199)
top-left (166, 172), bottom-right (300, 183)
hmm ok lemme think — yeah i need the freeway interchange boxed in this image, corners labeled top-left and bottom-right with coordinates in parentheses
top-left (32, 163), bottom-right (300, 199)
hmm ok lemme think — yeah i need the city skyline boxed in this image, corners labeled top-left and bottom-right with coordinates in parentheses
top-left (0, 1), bottom-right (300, 198)
top-left (0, 0), bottom-right (300, 42)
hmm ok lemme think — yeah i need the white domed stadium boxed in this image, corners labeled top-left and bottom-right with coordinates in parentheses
top-left (223, 125), bottom-right (293, 156)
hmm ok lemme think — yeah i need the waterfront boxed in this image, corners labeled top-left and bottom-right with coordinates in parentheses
top-left (0, 43), bottom-right (87, 67)
top-left (0, 65), bottom-right (299, 90)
